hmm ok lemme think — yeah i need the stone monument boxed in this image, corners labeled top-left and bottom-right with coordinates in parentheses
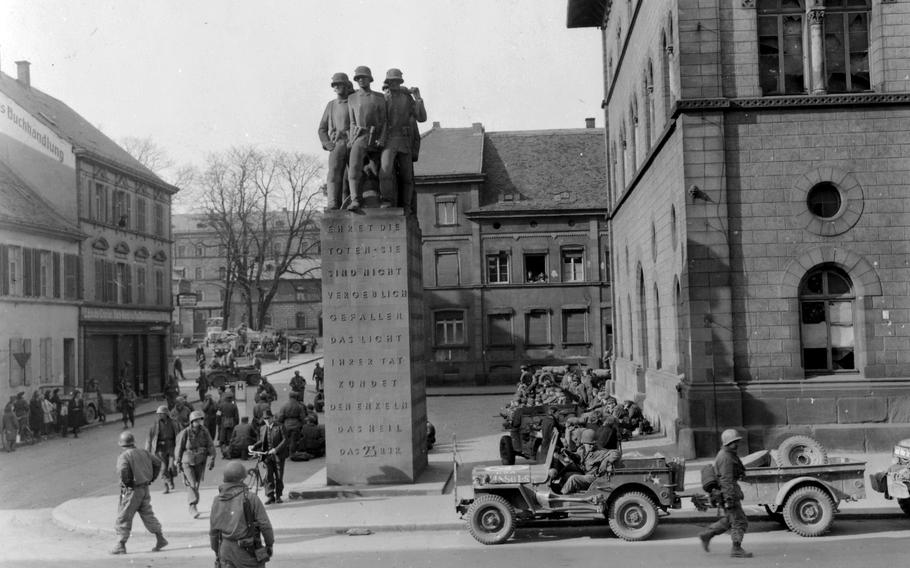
top-left (320, 208), bottom-right (427, 484)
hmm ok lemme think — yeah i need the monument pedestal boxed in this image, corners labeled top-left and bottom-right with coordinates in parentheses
top-left (320, 209), bottom-right (427, 484)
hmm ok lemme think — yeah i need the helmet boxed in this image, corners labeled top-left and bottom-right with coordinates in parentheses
top-left (223, 461), bottom-right (246, 483)
top-left (580, 429), bottom-right (597, 445)
top-left (384, 68), bottom-right (404, 84)
top-left (156, 405), bottom-right (169, 414)
top-left (331, 72), bottom-right (350, 86)
top-left (189, 410), bottom-right (204, 422)
top-left (721, 428), bottom-right (742, 446)
top-left (353, 65), bottom-right (373, 81)
top-left (118, 431), bottom-right (135, 447)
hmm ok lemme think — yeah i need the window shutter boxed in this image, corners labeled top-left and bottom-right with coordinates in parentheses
top-left (527, 311), bottom-right (549, 345)
top-left (0, 245), bottom-right (8, 296)
top-left (489, 314), bottom-right (512, 345)
top-left (564, 310), bottom-right (587, 343)
top-left (124, 264), bottom-right (132, 304)
top-left (435, 251), bottom-right (459, 286)
top-left (95, 259), bottom-right (104, 301)
top-left (22, 338), bottom-right (32, 386)
top-left (9, 338), bottom-right (20, 387)
top-left (22, 248), bottom-right (33, 297)
top-left (53, 252), bottom-right (61, 298)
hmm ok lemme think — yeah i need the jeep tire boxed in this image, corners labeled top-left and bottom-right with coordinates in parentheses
top-left (608, 491), bottom-right (659, 541)
top-left (466, 494), bottom-right (516, 545)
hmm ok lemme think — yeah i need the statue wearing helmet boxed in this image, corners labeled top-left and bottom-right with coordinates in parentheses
top-left (379, 67), bottom-right (426, 214)
top-left (698, 429), bottom-right (752, 558)
top-left (318, 71), bottom-right (355, 210)
top-left (111, 431), bottom-right (168, 555)
top-left (345, 64), bottom-right (387, 211)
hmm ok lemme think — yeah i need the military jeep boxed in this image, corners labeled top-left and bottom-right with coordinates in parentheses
top-left (870, 437), bottom-right (910, 517)
top-left (458, 433), bottom-right (686, 544)
top-left (499, 404), bottom-right (579, 465)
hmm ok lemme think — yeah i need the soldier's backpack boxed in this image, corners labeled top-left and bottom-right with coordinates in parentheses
top-left (701, 463), bottom-right (719, 492)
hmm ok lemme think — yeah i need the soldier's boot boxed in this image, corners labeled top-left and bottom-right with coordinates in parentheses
top-left (109, 541), bottom-right (127, 555)
top-left (698, 530), bottom-right (713, 552)
top-left (189, 504), bottom-right (199, 518)
top-left (152, 533), bottom-right (169, 552)
top-left (730, 542), bottom-right (753, 558)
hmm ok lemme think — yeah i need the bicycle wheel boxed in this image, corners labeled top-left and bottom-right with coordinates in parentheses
top-left (245, 466), bottom-right (262, 495)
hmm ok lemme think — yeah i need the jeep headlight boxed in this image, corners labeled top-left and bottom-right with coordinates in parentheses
top-left (893, 445), bottom-right (910, 465)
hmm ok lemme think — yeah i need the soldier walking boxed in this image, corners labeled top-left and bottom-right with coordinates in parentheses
top-left (111, 431), bottom-right (168, 555)
top-left (698, 429), bottom-right (752, 558)
top-left (146, 405), bottom-right (178, 494)
top-left (210, 462), bottom-right (275, 567)
top-left (175, 410), bottom-right (216, 518)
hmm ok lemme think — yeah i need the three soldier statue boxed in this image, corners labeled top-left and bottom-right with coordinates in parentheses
top-left (318, 66), bottom-right (426, 215)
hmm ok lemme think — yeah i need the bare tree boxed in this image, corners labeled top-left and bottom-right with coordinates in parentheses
top-left (198, 146), bottom-right (323, 329)
top-left (120, 136), bottom-right (198, 209)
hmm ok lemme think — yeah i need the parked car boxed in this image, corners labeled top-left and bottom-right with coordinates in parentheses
top-left (37, 385), bottom-right (102, 424)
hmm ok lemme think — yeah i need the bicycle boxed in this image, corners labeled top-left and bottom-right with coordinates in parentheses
top-left (245, 448), bottom-right (269, 496)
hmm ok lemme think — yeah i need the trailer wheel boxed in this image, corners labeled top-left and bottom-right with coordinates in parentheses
top-left (775, 436), bottom-right (829, 467)
top-left (466, 494), bottom-right (516, 545)
top-left (84, 403), bottom-right (97, 424)
top-left (608, 491), bottom-right (659, 541)
top-left (288, 342), bottom-right (303, 354)
top-left (782, 485), bottom-right (835, 537)
top-left (499, 435), bottom-right (515, 465)
top-left (898, 498), bottom-right (910, 517)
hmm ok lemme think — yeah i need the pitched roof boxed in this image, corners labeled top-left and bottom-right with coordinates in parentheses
top-left (413, 124), bottom-right (484, 178)
top-left (0, 161), bottom-right (83, 239)
top-left (474, 128), bottom-right (606, 212)
top-left (0, 71), bottom-right (169, 188)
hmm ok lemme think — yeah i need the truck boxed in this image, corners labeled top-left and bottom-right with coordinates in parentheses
top-left (456, 433), bottom-right (687, 544)
top-left (869, 437), bottom-right (910, 517)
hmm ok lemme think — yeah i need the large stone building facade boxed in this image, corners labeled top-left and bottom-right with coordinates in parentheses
top-left (0, 60), bottom-right (176, 399)
top-left (415, 122), bottom-right (610, 386)
top-left (569, 0), bottom-right (910, 455)
top-left (172, 214), bottom-right (322, 340)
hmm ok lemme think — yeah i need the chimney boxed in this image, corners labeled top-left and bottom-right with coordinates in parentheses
top-left (585, 117), bottom-right (596, 129)
top-left (15, 60), bottom-right (30, 88)
top-left (432, 121), bottom-right (441, 129)
top-left (472, 122), bottom-right (483, 134)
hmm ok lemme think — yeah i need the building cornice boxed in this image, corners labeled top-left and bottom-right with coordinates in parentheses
top-left (674, 92), bottom-right (910, 114)
top-left (415, 173), bottom-right (485, 185)
top-left (466, 208), bottom-right (609, 220)
top-left (75, 150), bottom-right (179, 195)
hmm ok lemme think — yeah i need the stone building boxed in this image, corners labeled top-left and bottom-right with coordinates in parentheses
top-left (0, 60), bottom-right (176, 399)
top-left (172, 214), bottom-right (322, 341)
top-left (414, 122), bottom-right (610, 386)
top-left (568, 0), bottom-right (910, 455)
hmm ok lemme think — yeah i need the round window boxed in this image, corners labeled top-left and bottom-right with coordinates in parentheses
top-left (807, 183), bottom-right (842, 219)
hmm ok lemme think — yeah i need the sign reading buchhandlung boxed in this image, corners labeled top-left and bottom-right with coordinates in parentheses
top-left (320, 209), bottom-right (427, 485)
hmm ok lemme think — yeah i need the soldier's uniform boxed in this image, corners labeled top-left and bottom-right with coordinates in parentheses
top-left (379, 68), bottom-right (426, 212)
top-left (112, 432), bottom-right (167, 554)
top-left (699, 429), bottom-right (752, 558)
top-left (210, 471), bottom-right (274, 568)
top-left (146, 407), bottom-right (178, 493)
top-left (175, 419), bottom-right (216, 516)
top-left (318, 72), bottom-right (353, 209)
top-left (346, 66), bottom-right (386, 209)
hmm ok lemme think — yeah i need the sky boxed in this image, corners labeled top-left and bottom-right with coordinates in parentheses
top-left (1, 0), bottom-right (604, 179)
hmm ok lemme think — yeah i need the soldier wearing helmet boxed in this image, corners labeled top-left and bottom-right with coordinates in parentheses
top-left (345, 65), bottom-right (387, 211)
top-left (146, 405), bottom-right (179, 494)
top-left (111, 431), bottom-right (168, 555)
top-left (210, 462), bottom-right (275, 567)
top-left (216, 391), bottom-right (240, 459)
top-left (698, 429), bottom-right (752, 558)
top-left (379, 67), bottom-right (426, 214)
top-left (175, 409), bottom-right (216, 518)
top-left (318, 72), bottom-right (355, 210)
top-left (559, 427), bottom-right (622, 494)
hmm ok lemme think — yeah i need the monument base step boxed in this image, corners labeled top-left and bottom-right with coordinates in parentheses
top-left (287, 461), bottom-right (453, 500)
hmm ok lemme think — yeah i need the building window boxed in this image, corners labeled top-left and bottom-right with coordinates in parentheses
top-left (94, 183), bottom-right (109, 223)
top-left (487, 252), bottom-right (510, 284)
top-left (435, 250), bottom-right (460, 287)
top-left (525, 309), bottom-right (551, 346)
top-left (758, 1), bottom-right (805, 95)
top-left (8, 338), bottom-right (31, 387)
top-left (155, 269), bottom-right (165, 305)
top-left (296, 312), bottom-right (307, 329)
top-left (136, 198), bottom-right (147, 233)
top-left (154, 203), bottom-right (164, 237)
top-left (195, 267), bottom-right (204, 280)
top-left (524, 253), bottom-right (548, 283)
top-left (116, 262), bottom-right (132, 304)
top-left (825, 1), bottom-right (871, 93)
top-left (800, 265), bottom-right (855, 373)
top-left (196, 245), bottom-right (205, 257)
top-left (434, 310), bottom-right (465, 346)
top-left (195, 289), bottom-right (204, 302)
top-left (262, 313), bottom-right (272, 327)
top-left (64, 254), bottom-right (80, 300)
top-left (653, 284), bottom-right (662, 370)
top-left (219, 267), bottom-right (227, 280)
top-left (137, 266), bottom-right (147, 304)
top-left (562, 309), bottom-right (588, 345)
top-left (113, 190), bottom-right (131, 229)
top-left (38, 251), bottom-right (50, 297)
top-left (670, 205), bottom-right (678, 251)
top-left (177, 245), bottom-right (186, 258)
top-left (488, 313), bottom-right (513, 346)
top-left (807, 182), bottom-right (842, 219)
top-left (561, 248), bottom-right (584, 282)
top-left (435, 196), bottom-right (457, 226)
top-left (758, 0), bottom-right (870, 95)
